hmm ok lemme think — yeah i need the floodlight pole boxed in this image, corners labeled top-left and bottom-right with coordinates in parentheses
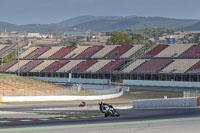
top-left (1, 57), bottom-right (3, 67)
top-left (17, 37), bottom-right (20, 76)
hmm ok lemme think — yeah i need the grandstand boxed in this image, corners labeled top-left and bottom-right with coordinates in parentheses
top-left (0, 44), bottom-right (144, 79)
top-left (123, 43), bottom-right (200, 82)
top-left (5, 43), bottom-right (200, 82)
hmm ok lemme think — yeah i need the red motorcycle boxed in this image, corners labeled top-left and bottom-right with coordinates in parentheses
top-left (79, 101), bottom-right (86, 107)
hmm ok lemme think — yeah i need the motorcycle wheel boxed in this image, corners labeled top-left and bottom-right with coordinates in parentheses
top-left (115, 112), bottom-right (120, 117)
top-left (104, 113), bottom-right (108, 117)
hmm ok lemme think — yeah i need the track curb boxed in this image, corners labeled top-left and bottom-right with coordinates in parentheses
top-left (0, 115), bottom-right (104, 123)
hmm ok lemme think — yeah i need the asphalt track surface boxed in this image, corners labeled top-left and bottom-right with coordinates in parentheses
top-left (1, 103), bottom-right (200, 132)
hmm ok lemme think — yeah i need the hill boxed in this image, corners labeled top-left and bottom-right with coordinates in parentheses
top-left (0, 16), bottom-right (200, 33)
top-left (178, 22), bottom-right (200, 31)
top-left (0, 74), bottom-right (71, 96)
top-left (57, 15), bottom-right (125, 26)
top-left (72, 17), bottom-right (199, 32)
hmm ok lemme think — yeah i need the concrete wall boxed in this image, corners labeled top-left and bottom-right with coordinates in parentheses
top-left (31, 77), bottom-right (108, 84)
top-left (123, 80), bottom-right (200, 88)
top-left (32, 77), bottom-right (200, 88)
top-left (0, 89), bottom-right (123, 102)
top-left (133, 97), bottom-right (197, 109)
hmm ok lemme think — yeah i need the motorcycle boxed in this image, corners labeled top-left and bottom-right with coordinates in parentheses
top-left (99, 102), bottom-right (120, 117)
top-left (79, 101), bottom-right (86, 107)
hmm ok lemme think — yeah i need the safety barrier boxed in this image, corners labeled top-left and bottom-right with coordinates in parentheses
top-left (123, 80), bottom-right (200, 88)
top-left (0, 89), bottom-right (123, 102)
top-left (31, 77), bottom-right (109, 84)
top-left (31, 77), bottom-right (200, 88)
top-left (133, 97), bottom-right (200, 109)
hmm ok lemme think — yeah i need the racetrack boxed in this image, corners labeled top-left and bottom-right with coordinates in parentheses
top-left (1, 103), bottom-right (200, 133)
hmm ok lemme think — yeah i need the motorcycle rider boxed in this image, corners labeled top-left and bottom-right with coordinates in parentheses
top-left (99, 102), bottom-right (119, 117)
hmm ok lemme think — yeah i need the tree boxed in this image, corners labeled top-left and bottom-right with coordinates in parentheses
top-left (194, 36), bottom-right (200, 43)
top-left (3, 52), bottom-right (16, 63)
top-left (106, 32), bottom-right (132, 45)
top-left (69, 41), bottom-right (78, 46)
top-left (7, 40), bottom-right (12, 44)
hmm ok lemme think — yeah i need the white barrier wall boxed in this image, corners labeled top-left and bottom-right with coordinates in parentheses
top-left (0, 90), bottom-right (123, 102)
top-left (133, 97), bottom-right (197, 109)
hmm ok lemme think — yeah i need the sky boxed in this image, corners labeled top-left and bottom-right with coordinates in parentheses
top-left (0, 0), bottom-right (200, 25)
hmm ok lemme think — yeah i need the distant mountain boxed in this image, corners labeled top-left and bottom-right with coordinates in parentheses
top-left (71, 17), bottom-right (200, 32)
top-left (57, 15), bottom-right (126, 26)
top-left (0, 16), bottom-right (200, 33)
top-left (178, 22), bottom-right (200, 31)
top-left (0, 22), bottom-right (19, 31)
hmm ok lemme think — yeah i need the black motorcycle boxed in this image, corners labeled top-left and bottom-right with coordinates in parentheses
top-left (99, 102), bottom-right (120, 117)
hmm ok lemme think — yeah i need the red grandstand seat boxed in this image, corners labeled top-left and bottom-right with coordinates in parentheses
top-left (105, 45), bottom-right (133, 58)
top-left (0, 45), bottom-right (15, 56)
top-left (187, 63), bottom-right (200, 73)
top-left (22, 60), bottom-right (44, 72)
top-left (71, 60), bottom-right (97, 73)
top-left (76, 46), bottom-right (104, 58)
top-left (25, 47), bottom-right (50, 59)
top-left (0, 60), bottom-right (18, 72)
top-left (42, 60), bottom-right (70, 72)
top-left (143, 44), bottom-right (168, 58)
top-left (99, 60), bottom-right (123, 73)
top-left (50, 46), bottom-right (76, 59)
top-left (133, 59), bottom-right (173, 73)
top-left (181, 45), bottom-right (200, 58)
